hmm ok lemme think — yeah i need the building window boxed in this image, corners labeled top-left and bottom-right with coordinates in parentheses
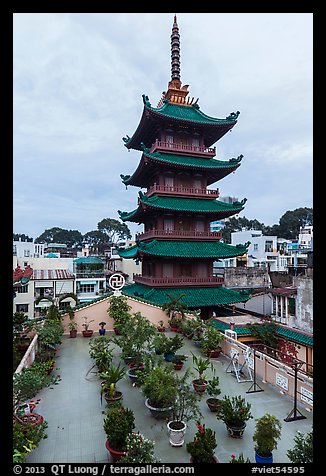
top-left (253, 244), bottom-right (258, 251)
top-left (265, 241), bottom-right (273, 252)
top-left (16, 304), bottom-right (28, 313)
top-left (79, 284), bottom-right (95, 293)
top-left (16, 285), bottom-right (28, 293)
top-left (24, 250), bottom-right (30, 257)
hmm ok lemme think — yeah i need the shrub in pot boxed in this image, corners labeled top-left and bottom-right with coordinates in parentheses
top-left (107, 295), bottom-right (132, 335)
top-left (186, 421), bottom-right (218, 463)
top-left (120, 433), bottom-right (159, 463)
top-left (201, 327), bottom-right (224, 358)
top-left (167, 369), bottom-right (202, 447)
top-left (152, 333), bottom-right (169, 355)
top-left (171, 354), bottom-right (187, 370)
top-left (286, 429), bottom-right (313, 464)
top-left (68, 320), bottom-right (78, 338)
top-left (205, 375), bottom-right (222, 412)
top-left (253, 413), bottom-right (282, 463)
top-left (162, 334), bottom-right (184, 361)
top-left (217, 395), bottom-right (253, 438)
top-left (157, 320), bottom-right (166, 332)
top-left (141, 366), bottom-right (178, 419)
top-left (103, 404), bottom-right (135, 461)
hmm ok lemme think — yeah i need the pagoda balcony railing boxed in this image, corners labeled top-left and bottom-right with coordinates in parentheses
top-left (133, 274), bottom-right (224, 287)
top-left (136, 229), bottom-right (222, 241)
top-left (150, 139), bottom-right (216, 157)
top-left (146, 184), bottom-right (219, 199)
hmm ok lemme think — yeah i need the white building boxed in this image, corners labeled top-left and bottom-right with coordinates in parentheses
top-left (13, 239), bottom-right (45, 259)
top-left (230, 229), bottom-right (279, 271)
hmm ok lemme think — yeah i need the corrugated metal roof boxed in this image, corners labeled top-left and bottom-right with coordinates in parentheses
top-left (32, 269), bottom-right (75, 280)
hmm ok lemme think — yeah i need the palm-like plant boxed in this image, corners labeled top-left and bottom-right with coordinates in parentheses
top-left (99, 362), bottom-right (126, 404)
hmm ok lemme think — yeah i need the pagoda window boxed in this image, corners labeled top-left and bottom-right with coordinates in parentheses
top-left (195, 220), bottom-right (205, 232)
top-left (192, 137), bottom-right (200, 147)
top-left (164, 176), bottom-right (174, 189)
top-left (179, 263), bottom-right (192, 277)
top-left (162, 262), bottom-right (173, 277)
top-left (166, 133), bottom-right (174, 144)
top-left (193, 178), bottom-right (202, 189)
top-left (164, 218), bottom-right (174, 231)
top-left (197, 262), bottom-right (207, 277)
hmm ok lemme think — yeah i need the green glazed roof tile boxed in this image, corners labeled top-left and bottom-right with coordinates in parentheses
top-left (122, 283), bottom-right (250, 308)
top-left (118, 239), bottom-right (249, 259)
top-left (118, 195), bottom-right (246, 222)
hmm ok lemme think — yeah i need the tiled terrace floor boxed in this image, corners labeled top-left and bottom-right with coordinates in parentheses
top-left (26, 332), bottom-right (313, 464)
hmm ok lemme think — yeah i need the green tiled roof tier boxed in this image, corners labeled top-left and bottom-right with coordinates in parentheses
top-left (122, 283), bottom-right (251, 308)
top-left (123, 99), bottom-right (239, 151)
top-left (118, 239), bottom-right (249, 259)
top-left (210, 319), bottom-right (313, 347)
top-left (118, 195), bottom-right (246, 223)
top-left (121, 150), bottom-right (242, 187)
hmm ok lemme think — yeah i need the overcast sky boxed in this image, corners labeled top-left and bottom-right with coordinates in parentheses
top-left (13, 12), bottom-right (313, 240)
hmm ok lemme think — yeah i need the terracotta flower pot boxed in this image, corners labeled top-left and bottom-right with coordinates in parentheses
top-left (103, 390), bottom-right (123, 406)
top-left (69, 330), bottom-right (77, 338)
top-left (82, 330), bottom-right (93, 337)
top-left (206, 398), bottom-right (222, 412)
top-left (173, 362), bottom-right (184, 370)
top-left (208, 349), bottom-right (221, 358)
top-left (105, 439), bottom-right (127, 462)
top-left (192, 379), bottom-right (208, 393)
top-left (190, 455), bottom-right (219, 463)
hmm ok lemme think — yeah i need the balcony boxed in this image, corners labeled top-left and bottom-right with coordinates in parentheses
top-left (75, 270), bottom-right (105, 278)
top-left (150, 139), bottom-right (216, 158)
top-left (146, 184), bottom-right (219, 199)
top-left (136, 229), bottom-right (222, 241)
top-left (133, 274), bottom-right (224, 287)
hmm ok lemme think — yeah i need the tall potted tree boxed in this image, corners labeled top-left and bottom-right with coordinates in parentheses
top-left (167, 369), bottom-right (202, 447)
top-left (191, 353), bottom-right (213, 393)
top-left (253, 413), bottom-right (282, 463)
top-left (107, 295), bottom-right (131, 335)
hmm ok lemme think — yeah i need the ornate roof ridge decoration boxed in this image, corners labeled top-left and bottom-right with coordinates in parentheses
top-left (229, 154), bottom-right (244, 163)
top-left (233, 198), bottom-right (247, 207)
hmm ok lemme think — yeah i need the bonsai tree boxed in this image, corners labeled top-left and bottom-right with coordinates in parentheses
top-left (120, 433), bottom-right (159, 463)
top-left (286, 429), bottom-right (313, 463)
top-left (253, 413), bottom-right (282, 462)
top-left (191, 352), bottom-right (213, 393)
top-left (103, 404), bottom-right (135, 453)
top-left (162, 293), bottom-right (188, 330)
top-left (205, 375), bottom-right (222, 412)
top-left (217, 395), bottom-right (253, 438)
top-left (98, 321), bottom-right (106, 335)
top-left (186, 422), bottom-right (217, 463)
top-left (81, 316), bottom-right (94, 336)
top-left (162, 334), bottom-right (184, 360)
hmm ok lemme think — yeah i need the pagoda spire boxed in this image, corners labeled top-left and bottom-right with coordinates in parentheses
top-left (170, 15), bottom-right (181, 86)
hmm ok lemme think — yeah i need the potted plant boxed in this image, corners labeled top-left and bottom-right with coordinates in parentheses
top-left (162, 334), bottom-right (184, 361)
top-left (107, 295), bottom-right (131, 335)
top-left (253, 413), bottom-right (282, 463)
top-left (157, 320), bottom-right (166, 332)
top-left (68, 320), bottom-right (78, 338)
top-left (98, 321), bottom-right (107, 336)
top-left (82, 316), bottom-right (94, 337)
top-left (205, 375), bottom-right (222, 412)
top-left (103, 405), bottom-right (135, 461)
top-left (141, 366), bottom-right (178, 419)
top-left (191, 353), bottom-right (213, 393)
top-left (186, 421), bottom-right (218, 463)
top-left (217, 395), bottom-right (253, 438)
top-left (162, 293), bottom-right (188, 331)
top-left (120, 433), bottom-right (159, 463)
top-left (152, 333), bottom-right (168, 355)
top-left (167, 369), bottom-right (202, 447)
top-left (171, 354), bottom-right (187, 370)
top-left (99, 362), bottom-right (126, 405)
top-left (201, 327), bottom-right (224, 358)
top-left (230, 452), bottom-right (251, 463)
top-left (286, 429), bottom-right (313, 463)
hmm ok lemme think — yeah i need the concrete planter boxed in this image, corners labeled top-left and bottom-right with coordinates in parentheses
top-left (145, 398), bottom-right (173, 420)
top-left (167, 420), bottom-right (187, 446)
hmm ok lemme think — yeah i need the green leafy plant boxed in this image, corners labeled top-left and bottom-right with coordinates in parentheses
top-left (201, 327), bottom-right (224, 354)
top-left (186, 422), bottom-right (217, 463)
top-left (217, 395), bottom-right (253, 427)
top-left (171, 354), bottom-right (187, 364)
top-left (99, 362), bottom-right (126, 403)
top-left (286, 429), bottom-right (313, 463)
top-left (191, 353), bottom-right (213, 383)
top-left (82, 316), bottom-right (94, 331)
top-left (107, 295), bottom-right (132, 331)
top-left (103, 405), bottom-right (135, 452)
top-left (162, 334), bottom-right (184, 355)
top-left (206, 376), bottom-right (221, 398)
top-left (120, 433), bottom-right (159, 463)
top-left (170, 369), bottom-right (202, 423)
top-left (253, 413), bottom-right (282, 457)
top-left (13, 364), bottom-right (59, 406)
top-left (141, 366), bottom-right (178, 409)
top-left (13, 420), bottom-right (48, 463)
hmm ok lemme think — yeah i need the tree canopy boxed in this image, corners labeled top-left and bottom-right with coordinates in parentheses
top-left (35, 227), bottom-right (83, 248)
top-left (97, 218), bottom-right (131, 244)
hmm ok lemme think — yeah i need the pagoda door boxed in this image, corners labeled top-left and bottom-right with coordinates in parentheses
top-left (164, 176), bottom-right (174, 191)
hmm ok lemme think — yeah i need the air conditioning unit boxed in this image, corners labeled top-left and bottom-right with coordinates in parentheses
top-left (225, 329), bottom-right (237, 340)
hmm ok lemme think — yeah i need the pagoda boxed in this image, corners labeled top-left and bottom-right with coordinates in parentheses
top-left (118, 16), bottom-right (250, 317)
